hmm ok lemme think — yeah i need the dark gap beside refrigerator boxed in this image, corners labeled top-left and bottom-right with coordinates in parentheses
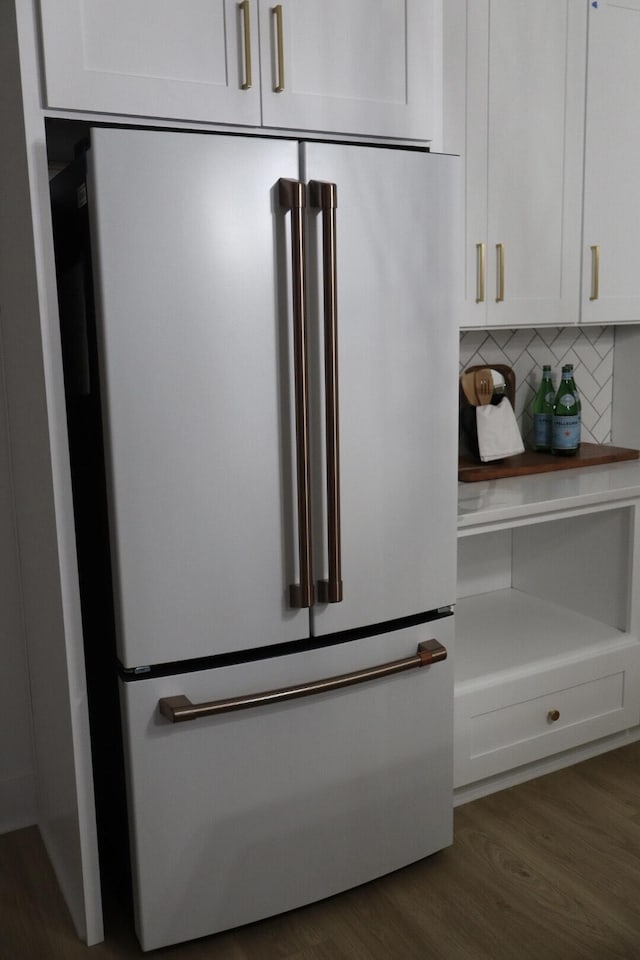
top-left (47, 119), bottom-right (133, 928)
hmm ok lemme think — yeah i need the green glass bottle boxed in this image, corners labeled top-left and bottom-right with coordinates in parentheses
top-left (551, 364), bottom-right (581, 456)
top-left (532, 364), bottom-right (555, 452)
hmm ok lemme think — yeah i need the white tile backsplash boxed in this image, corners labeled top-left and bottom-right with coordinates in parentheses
top-left (459, 327), bottom-right (614, 445)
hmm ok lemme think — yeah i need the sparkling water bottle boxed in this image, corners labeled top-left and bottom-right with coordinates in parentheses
top-left (532, 364), bottom-right (554, 452)
top-left (551, 364), bottom-right (581, 456)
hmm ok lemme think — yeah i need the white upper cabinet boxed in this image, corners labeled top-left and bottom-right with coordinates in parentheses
top-left (38, 0), bottom-right (440, 140)
top-left (582, 0), bottom-right (640, 324)
top-left (39, 0), bottom-right (262, 126)
top-left (257, 0), bottom-right (439, 140)
top-left (444, 0), bottom-right (586, 328)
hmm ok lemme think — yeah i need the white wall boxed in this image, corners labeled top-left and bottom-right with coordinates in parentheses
top-left (1, 1), bottom-right (103, 940)
top-left (0, 353), bottom-right (36, 833)
top-left (612, 326), bottom-right (640, 449)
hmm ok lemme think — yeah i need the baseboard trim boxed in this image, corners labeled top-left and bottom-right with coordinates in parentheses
top-left (454, 725), bottom-right (640, 807)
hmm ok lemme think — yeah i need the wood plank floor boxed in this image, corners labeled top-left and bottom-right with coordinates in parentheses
top-left (2, 742), bottom-right (640, 959)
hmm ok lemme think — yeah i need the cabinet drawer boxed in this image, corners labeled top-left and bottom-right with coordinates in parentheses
top-left (454, 638), bottom-right (640, 788)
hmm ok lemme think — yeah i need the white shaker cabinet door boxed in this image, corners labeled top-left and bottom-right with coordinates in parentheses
top-left (38, 0), bottom-right (261, 125)
top-left (582, 0), bottom-right (640, 324)
top-left (88, 129), bottom-right (306, 669)
top-left (258, 0), bottom-right (440, 141)
top-left (444, 0), bottom-right (586, 327)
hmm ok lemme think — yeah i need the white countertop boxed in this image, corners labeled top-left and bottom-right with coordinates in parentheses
top-left (458, 458), bottom-right (640, 534)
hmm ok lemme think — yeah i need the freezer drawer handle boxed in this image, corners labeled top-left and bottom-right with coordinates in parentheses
top-left (309, 180), bottom-right (343, 604)
top-left (279, 178), bottom-right (314, 609)
top-left (158, 639), bottom-right (447, 723)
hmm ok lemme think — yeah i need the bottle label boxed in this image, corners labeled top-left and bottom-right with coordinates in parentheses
top-left (533, 413), bottom-right (552, 447)
top-left (544, 390), bottom-right (555, 405)
top-left (552, 415), bottom-right (581, 449)
top-left (557, 392), bottom-right (575, 409)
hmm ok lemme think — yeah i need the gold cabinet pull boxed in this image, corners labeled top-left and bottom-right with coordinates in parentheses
top-left (158, 640), bottom-right (448, 722)
top-left (476, 242), bottom-right (486, 303)
top-left (279, 178), bottom-right (314, 609)
top-left (309, 180), bottom-right (343, 604)
top-left (239, 0), bottom-right (252, 90)
top-left (547, 709), bottom-right (560, 723)
top-left (273, 4), bottom-right (285, 92)
top-left (590, 245), bottom-right (600, 301)
top-left (496, 242), bottom-right (505, 302)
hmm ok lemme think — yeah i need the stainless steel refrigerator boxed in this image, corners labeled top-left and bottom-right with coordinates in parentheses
top-left (53, 127), bottom-right (460, 951)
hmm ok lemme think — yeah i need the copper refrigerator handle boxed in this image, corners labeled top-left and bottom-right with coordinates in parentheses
top-left (279, 178), bottom-right (314, 609)
top-left (158, 639), bottom-right (448, 722)
top-left (309, 180), bottom-right (343, 604)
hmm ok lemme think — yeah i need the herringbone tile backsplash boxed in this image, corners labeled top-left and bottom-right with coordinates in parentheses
top-left (459, 327), bottom-right (614, 445)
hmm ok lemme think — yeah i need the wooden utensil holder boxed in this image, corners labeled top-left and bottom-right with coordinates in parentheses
top-left (459, 364), bottom-right (516, 461)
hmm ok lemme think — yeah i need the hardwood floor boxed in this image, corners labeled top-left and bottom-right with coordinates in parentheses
top-left (2, 742), bottom-right (640, 959)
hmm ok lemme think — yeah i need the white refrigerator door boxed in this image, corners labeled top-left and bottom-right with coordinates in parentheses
top-left (120, 618), bottom-right (453, 951)
top-left (88, 129), bottom-right (306, 669)
top-left (302, 145), bottom-right (460, 637)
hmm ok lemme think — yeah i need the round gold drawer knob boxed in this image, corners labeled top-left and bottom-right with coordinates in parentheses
top-left (547, 709), bottom-right (560, 723)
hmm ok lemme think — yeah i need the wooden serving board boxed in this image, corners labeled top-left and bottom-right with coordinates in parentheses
top-left (458, 442), bottom-right (639, 482)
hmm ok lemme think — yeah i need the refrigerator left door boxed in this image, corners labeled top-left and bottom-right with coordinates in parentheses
top-left (87, 129), bottom-right (306, 669)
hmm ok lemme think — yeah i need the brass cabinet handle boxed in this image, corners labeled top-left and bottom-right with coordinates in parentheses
top-left (279, 178), bottom-right (314, 609)
top-left (496, 242), bottom-right (505, 302)
top-left (239, 0), bottom-right (252, 90)
top-left (273, 4), bottom-right (285, 92)
top-left (547, 709), bottom-right (560, 723)
top-left (476, 242), bottom-right (485, 303)
top-left (158, 640), bottom-right (448, 722)
top-left (590, 245), bottom-right (600, 301)
top-left (309, 180), bottom-right (343, 604)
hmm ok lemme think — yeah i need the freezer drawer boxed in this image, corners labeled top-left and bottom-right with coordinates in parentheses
top-left (120, 619), bottom-right (453, 951)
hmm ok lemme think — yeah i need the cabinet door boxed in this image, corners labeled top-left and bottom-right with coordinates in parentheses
top-left (444, 0), bottom-right (586, 328)
top-left (39, 0), bottom-right (261, 125)
top-left (258, 0), bottom-right (439, 141)
top-left (582, 0), bottom-right (640, 324)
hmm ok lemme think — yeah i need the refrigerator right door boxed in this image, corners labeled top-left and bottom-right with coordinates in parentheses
top-left (303, 145), bottom-right (461, 637)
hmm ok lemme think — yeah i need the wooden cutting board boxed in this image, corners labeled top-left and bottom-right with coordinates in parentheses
top-left (458, 442), bottom-right (640, 482)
